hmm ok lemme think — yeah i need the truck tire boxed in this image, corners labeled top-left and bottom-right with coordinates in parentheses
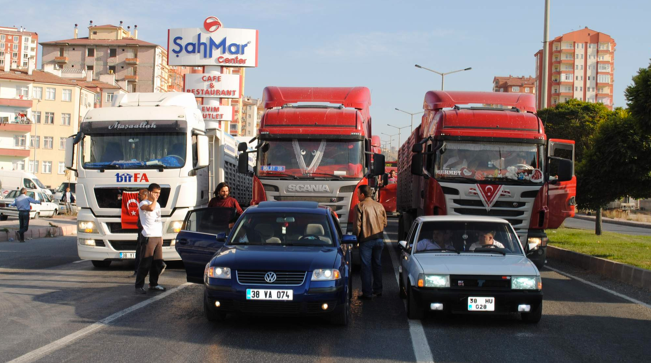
top-left (91, 260), bottom-right (111, 268)
top-left (521, 302), bottom-right (543, 324)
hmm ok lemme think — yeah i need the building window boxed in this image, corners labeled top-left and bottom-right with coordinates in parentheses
top-left (44, 137), bottom-right (53, 149)
top-left (14, 135), bottom-right (26, 147)
top-left (525, 87), bottom-right (530, 92)
top-left (46, 88), bottom-right (56, 100)
top-left (86, 65), bottom-right (94, 72)
top-left (598, 75), bottom-right (611, 83)
top-left (58, 162), bottom-right (66, 174)
top-left (33, 87), bottom-right (42, 99)
top-left (13, 36), bottom-right (19, 42)
top-left (106, 93), bottom-right (114, 103)
top-left (30, 136), bottom-right (40, 148)
top-left (598, 64), bottom-right (611, 72)
top-left (562, 73), bottom-right (572, 81)
top-left (45, 112), bottom-right (54, 124)
top-left (61, 113), bottom-right (71, 126)
top-left (29, 160), bottom-right (39, 174)
top-left (512, 86), bottom-right (520, 92)
top-left (575, 86), bottom-right (578, 91)
top-left (42, 161), bottom-right (52, 174)
top-left (109, 48), bottom-right (117, 57)
top-left (33, 111), bottom-right (41, 124)
top-left (87, 48), bottom-right (95, 57)
top-left (13, 44), bottom-right (18, 51)
top-left (13, 161), bottom-right (25, 171)
top-left (0, 35), bottom-right (4, 41)
top-left (16, 86), bottom-right (29, 98)
top-left (60, 137), bottom-right (66, 150)
top-left (108, 66), bottom-right (116, 74)
top-left (62, 89), bottom-right (72, 102)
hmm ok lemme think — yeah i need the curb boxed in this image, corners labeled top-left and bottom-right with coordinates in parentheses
top-left (0, 225), bottom-right (77, 242)
top-left (573, 214), bottom-right (651, 230)
top-left (547, 246), bottom-right (651, 291)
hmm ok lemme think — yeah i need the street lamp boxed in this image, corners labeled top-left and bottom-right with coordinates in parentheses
top-left (394, 108), bottom-right (423, 133)
top-left (381, 132), bottom-right (398, 150)
top-left (414, 64), bottom-right (472, 90)
top-left (387, 124), bottom-right (409, 149)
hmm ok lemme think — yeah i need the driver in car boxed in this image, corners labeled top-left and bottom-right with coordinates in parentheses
top-left (416, 230), bottom-right (455, 252)
top-left (469, 231), bottom-right (504, 251)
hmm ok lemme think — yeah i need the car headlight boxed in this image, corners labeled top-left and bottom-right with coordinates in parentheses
top-left (418, 274), bottom-right (450, 288)
top-left (205, 266), bottom-right (231, 280)
top-left (311, 269), bottom-right (341, 281)
top-left (78, 221), bottom-right (97, 233)
top-left (167, 220), bottom-right (184, 234)
top-left (512, 276), bottom-right (542, 290)
top-left (78, 238), bottom-right (96, 246)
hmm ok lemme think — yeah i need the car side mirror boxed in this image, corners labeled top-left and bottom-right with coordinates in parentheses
top-left (216, 233), bottom-right (228, 242)
top-left (341, 235), bottom-right (357, 244)
top-left (398, 240), bottom-right (408, 250)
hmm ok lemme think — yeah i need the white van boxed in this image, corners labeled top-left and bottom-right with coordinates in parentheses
top-left (0, 170), bottom-right (52, 195)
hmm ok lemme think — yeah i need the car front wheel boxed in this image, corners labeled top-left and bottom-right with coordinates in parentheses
top-left (91, 260), bottom-right (111, 268)
top-left (331, 298), bottom-right (350, 326)
top-left (399, 271), bottom-right (407, 299)
top-left (407, 286), bottom-right (424, 320)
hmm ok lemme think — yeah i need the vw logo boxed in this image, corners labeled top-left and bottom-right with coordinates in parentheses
top-left (264, 272), bottom-right (277, 283)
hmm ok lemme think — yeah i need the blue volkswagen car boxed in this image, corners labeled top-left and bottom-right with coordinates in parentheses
top-left (175, 201), bottom-right (356, 325)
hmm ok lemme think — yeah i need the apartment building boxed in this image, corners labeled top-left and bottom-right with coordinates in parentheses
top-left (535, 27), bottom-right (616, 110)
top-left (0, 26), bottom-right (38, 70)
top-left (0, 65), bottom-right (98, 187)
top-left (493, 76), bottom-right (536, 94)
top-left (241, 97), bottom-right (263, 137)
top-left (41, 22), bottom-right (168, 93)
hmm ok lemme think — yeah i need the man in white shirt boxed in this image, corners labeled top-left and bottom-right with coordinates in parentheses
top-left (135, 183), bottom-right (166, 294)
top-left (469, 231), bottom-right (505, 251)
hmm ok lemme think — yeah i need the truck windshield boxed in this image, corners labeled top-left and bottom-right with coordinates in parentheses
top-left (81, 133), bottom-right (187, 169)
top-left (257, 139), bottom-right (363, 178)
top-left (435, 142), bottom-right (544, 184)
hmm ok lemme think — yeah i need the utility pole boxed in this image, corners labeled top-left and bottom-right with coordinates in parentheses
top-left (541, 0), bottom-right (550, 109)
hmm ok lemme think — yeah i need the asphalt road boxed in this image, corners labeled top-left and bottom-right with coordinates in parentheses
top-left (563, 217), bottom-right (651, 236)
top-left (1, 222), bottom-right (650, 363)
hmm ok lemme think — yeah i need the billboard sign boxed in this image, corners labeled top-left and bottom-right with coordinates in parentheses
top-left (201, 105), bottom-right (234, 121)
top-left (185, 74), bottom-right (241, 98)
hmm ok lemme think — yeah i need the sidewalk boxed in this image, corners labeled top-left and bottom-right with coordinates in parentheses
top-left (0, 215), bottom-right (77, 242)
top-left (573, 213), bottom-right (651, 230)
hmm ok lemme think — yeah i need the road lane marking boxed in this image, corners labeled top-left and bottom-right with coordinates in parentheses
top-left (8, 282), bottom-right (192, 363)
top-left (385, 232), bottom-right (435, 363)
top-left (545, 265), bottom-right (651, 310)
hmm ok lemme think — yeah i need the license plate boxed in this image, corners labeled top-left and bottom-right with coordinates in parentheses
top-left (468, 297), bottom-right (495, 311)
top-left (119, 252), bottom-right (136, 259)
top-left (246, 289), bottom-right (293, 301)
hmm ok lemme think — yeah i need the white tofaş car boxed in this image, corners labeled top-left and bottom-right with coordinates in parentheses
top-left (0, 190), bottom-right (59, 220)
top-left (398, 215), bottom-right (543, 323)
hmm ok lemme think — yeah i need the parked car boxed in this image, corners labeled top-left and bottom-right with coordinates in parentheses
top-left (398, 215), bottom-right (543, 323)
top-left (53, 182), bottom-right (77, 204)
top-left (0, 189), bottom-right (59, 220)
top-left (175, 202), bottom-right (356, 325)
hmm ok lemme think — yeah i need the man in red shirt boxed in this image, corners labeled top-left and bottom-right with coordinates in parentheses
top-left (208, 182), bottom-right (243, 228)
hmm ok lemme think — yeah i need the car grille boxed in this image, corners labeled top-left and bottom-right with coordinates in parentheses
top-left (235, 301), bottom-right (301, 314)
top-left (236, 271), bottom-right (306, 286)
top-left (450, 275), bottom-right (512, 290)
top-left (108, 239), bottom-right (173, 251)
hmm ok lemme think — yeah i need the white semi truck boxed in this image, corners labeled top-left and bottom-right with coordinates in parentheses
top-left (65, 93), bottom-right (251, 268)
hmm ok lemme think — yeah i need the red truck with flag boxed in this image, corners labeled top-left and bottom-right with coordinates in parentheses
top-left (397, 91), bottom-right (576, 268)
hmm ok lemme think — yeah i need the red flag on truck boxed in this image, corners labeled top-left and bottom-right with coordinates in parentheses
top-left (121, 191), bottom-right (140, 229)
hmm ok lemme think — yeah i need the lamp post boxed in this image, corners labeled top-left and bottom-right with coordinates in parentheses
top-left (387, 124), bottom-right (409, 149)
top-left (381, 132), bottom-right (398, 151)
top-left (414, 64), bottom-right (472, 90)
top-left (394, 108), bottom-right (423, 133)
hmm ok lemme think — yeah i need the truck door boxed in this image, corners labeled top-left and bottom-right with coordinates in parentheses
top-left (547, 139), bottom-right (576, 228)
top-left (175, 207), bottom-right (235, 283)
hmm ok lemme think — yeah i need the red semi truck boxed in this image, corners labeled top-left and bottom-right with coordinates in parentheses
top-left (397, 91), bottom-right (576, 269)
top-left (237, 86), bottom-right (384, 233)
top-left (378, 161), bottom-right (398, 215)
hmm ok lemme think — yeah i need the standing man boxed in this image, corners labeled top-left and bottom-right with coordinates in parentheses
top-left (208, 182), bottom-right (243, 228)
top-left (132, 188), bottom-right (148, 277)
top-left (353, 185), bottom-right (387, 300)
top-left (60, 187), bottom-right (75, 215)
top-left (135, 183), bottom-right (166, 294)
top-left (9, 188), bottom-right (41, 243)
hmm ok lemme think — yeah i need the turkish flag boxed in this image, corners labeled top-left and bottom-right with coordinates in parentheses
top-left (121, 192), bottom-right (140, 229)
top-left (476, 184), bottom-right (503, 211)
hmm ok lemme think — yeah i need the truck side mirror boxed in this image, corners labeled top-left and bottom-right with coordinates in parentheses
top-left (238, 152), bottom-right (249, 174)
top-left (412, 143), bottom-right (423, 153)
top-left (238, 142), bottom-right (248, 152)
top-left (196, 135), bottom-right (209, 169)
top-left (382, 173), bottom-right (389, 186)
top-left (549, 157), bottom-right (573, 182)
top-left (371, 153), bottom-right (385, 176)
top-left (411, 154), bottom-right (423, 176)
top-left (64, 136), bottom-right (76, 170)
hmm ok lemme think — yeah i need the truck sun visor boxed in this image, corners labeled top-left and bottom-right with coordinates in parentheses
top-left (80, 120), bottom-right (188, 134)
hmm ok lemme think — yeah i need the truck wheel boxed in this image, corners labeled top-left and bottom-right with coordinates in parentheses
top-left (91, 260), bottom-right (111, 268)
top-left (521, 302), bottom-right (543, 324)
top-left (407, 286), bottom-right (424, 320)
top-left (204, 291), bottom-right (226, 322)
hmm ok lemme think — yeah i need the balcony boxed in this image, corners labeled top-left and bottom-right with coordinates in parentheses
top-left (0, 98), bottom-right (33, 108)
top-left (124, 75), bottom-right (139, 81)
top-left (125, 58), bottom-right (139, 65)
top-left (561, 58), bottom-right (574, 64)
top-left (597, 48), bottom-right (611, 54)
top-left (0, 122), bottom-right (32, 133)
top-left (559, 91), bottom-right (573, 97)
top-left (0, 148), bottom-right (30, 157)
top-left (561, 48), bottom-right (574, 53)
top-left (54, 56), bottom-right (68, 63)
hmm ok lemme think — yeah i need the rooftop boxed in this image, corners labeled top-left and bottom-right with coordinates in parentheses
top-left (40, 37), bottom-right (158, 47)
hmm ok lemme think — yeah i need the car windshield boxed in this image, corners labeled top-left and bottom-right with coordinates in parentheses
top-left (257, 139), bottom-right (364, 179)
top-left (183, 208), bottom-right (237, 235)
top-left (230, 212), bottom-right (334, 246)
top-left (413, 221), bottom-right (523, 255)
top-left (6, 190), bottom-right (35, 199)
top-left (435, 142), bottom-right (544, 184)
top-left (33, 178), bottom-right (46, 189)
top-left (81, 132), bottom-right (187, 169)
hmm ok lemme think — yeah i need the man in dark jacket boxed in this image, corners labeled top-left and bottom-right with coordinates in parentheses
top-left (353, 185), bottom-right (387, 300)
top-left (208, 182), bottom-right (243, 228)
top-left (60, 187), bottom-right (75, 215)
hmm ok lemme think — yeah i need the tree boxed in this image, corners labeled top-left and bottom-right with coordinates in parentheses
top-left (538, 99), bottom-right (611, 163)
top-left (625, 60), bottom-right (651, 134)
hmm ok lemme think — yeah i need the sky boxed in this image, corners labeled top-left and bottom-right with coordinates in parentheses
top-left (3, 0), bottom-right (650, 149)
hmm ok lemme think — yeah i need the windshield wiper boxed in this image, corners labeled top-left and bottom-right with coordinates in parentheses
top-left (259, 172), bottom-right (298, 179)
top-left (417, 248), bottom-right (460, 254)
top-left (436, 176), bottom-right (474, 183)
top-left (302, 172), bottom-right (343, 180)
top-left (473, 248), bottom-right (507, 255)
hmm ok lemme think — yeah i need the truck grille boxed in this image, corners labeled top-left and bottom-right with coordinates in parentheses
top-left (450, 275), bottom-right (512, 290)
top-left (107, 223), bottom-right (138, 234)
top-left (236, 270), bottom-right (306, 286)
top-left (94, 187), bottom-right (170, 209)
top-left (108, 239), bottom-right (173, 251)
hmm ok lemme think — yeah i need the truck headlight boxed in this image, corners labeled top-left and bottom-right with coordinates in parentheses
top-left (527, 237), bottom-right (549, 250)
top-left (167, 220), bottom-right (184, 234)
top-left (418, 274), bottom-right (450, 288)
top-left (205, 266), bottom-right (231, 279)
top-left (78, 221), bottom-right (97, 233)
top-left (311, 269), bottom-right (341, 281)
top-left (512, 276), bottom-right (542, 290)
top-left (78, 238), bottom-right (96, 246)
